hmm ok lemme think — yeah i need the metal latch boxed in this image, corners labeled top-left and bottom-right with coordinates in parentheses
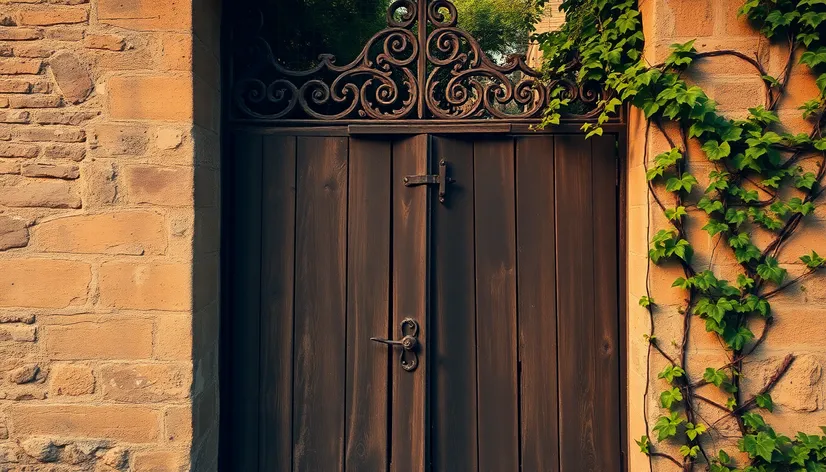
top-left (371, 318), bottom-right (420, 372)
top-left (403, 159), bottom-right (455, 203)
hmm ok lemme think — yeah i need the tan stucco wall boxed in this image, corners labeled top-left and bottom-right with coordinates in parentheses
top-left (627, 1), bottom-right (826, 470)
top-left (0, 0), bottom-right (220, 470)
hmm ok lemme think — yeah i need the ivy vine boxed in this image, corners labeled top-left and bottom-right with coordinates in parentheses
top-left (537, 0), bottom-right (826, 470)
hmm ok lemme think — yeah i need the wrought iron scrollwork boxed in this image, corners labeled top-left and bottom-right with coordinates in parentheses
top-left (230, 0), bottom-right (608, 122)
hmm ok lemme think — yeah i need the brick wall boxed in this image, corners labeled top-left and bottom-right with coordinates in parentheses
top-left (0, 0), bottom-right (220, 470)
top-left (627, 1), bottom-right (826, 470)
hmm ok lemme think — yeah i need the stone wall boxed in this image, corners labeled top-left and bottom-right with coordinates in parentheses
top-left (627, 0), bottom-right (826, 470)
top-left (0, 0), bottom-right (220, 470)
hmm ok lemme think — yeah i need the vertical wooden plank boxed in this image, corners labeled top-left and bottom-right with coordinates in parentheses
top-left (229, 131), bottom-right (263, 471)
top-left (344, 138), bottom-right (391, 471)
top-left (592, 135), bottom-right (622, 471)
top-left (473, 138), bottom-right (519, 472)
top-left (430, 136), bottom-right (478, 471)
top-left (391, 135), bottom-right (429, 472)
top-left (293, 136), bottom-right (348, 472)
top-left (556, 135), bottom-right (598, 471)
top-left (260, 135), bottom-right (297, 471)
top-left (515, 136), bottom-right (559, 472)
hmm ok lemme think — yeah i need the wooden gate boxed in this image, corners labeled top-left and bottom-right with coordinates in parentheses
top-left (223, 1), bottom-right (626, 471)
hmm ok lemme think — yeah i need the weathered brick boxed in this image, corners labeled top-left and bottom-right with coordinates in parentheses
top-left (0, 313), bottom-right (35, 324)
top-left (99, 261), bottom-right (191, 310)
top-left (32, 211), bottom-right (167, 255)
top-left (8, 364), bottom-right (39, 384)
top-left (18, 7), bottom-right (89, 26)
top-left (12, 43), bottom-right (54, 58)
top-left (43, 143), bottom-right (84, 160)
top-left (0, 80), bottom-right (31, 93)
top-left (0, 142), bottom-right (38, 158)
top-left (0, 97), bottom-right (8, 108)
top-left (133, 450), bottom-right (188, 472)
top-left (0, 28), bottom-right (42, 41)
top-left (125, 165), bottom-right (192, 206)
top-left (98, 0), bottom-right (191, 31)
top-left (21, 161), bottom-right (79, 179)
top-left (49, 0), bottom-right (89, 4)
top-left (155, 315), bottom-right (192, 361)
top-left (48, 364), bottom-right (95, 396)
top-left (100, 363), bottom-right (191, 402)
top-left (164, 405), bottom-right (192, 443)
top-left (7, 94), bottom-right (62, 108)
top-left (14, 127), bottom-right (85, 142)
top-left (0, 259), bottom-right (89, 307)
top-left (0, 159), bottom-right (21, 174)
top-left (89, 124), bottom-right (149, 155)
top-left (32, 110), bottom-right (99, 125)
top-left (108, 76), bottom-right (193, 121)
top-left (159, 33), bottom-right (191, 71)
top-left (82, 160), bottom-right (117, 206)
top-left (43, 28), bottom-right (84, 41)
top-left (49, 51), bottom-right (93, 104)
top-left (0, 177), bottom-right (81, 208)
top-left (0, 215), bottom-right (29, 250)
top-left (0, 58), bottom-right (41, 74)
top-left (0, 110), bottom-right (29, 123)
top-left (0, 324), bottom-right (36, 341)
top-left (42, 318), bottom-right (153, 359)
top-left (83, 33), bottom-right (124, 51)
top-left (8, 405), bottom-right (160, 442)
top-left (31, 80), bottom-right (51, 93)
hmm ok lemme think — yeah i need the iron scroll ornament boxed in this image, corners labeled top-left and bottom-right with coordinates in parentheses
top-left (230, 0), bottom-right (607, 122)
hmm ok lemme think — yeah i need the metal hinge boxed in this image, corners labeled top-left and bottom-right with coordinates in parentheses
top-left (403, 159), bottom-right (455, 203)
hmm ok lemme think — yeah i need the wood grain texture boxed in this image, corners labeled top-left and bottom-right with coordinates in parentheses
top-left (473, 138), bottom-right (519, 472)
top-left (555, 135), bottom-right (598, 471)
top-left (344, 138), bottom-right (391, 471)
top-left (515, 135), bottom-right (560, 472)
top-left (390, 135), bottom-right (429, 472)
top-left (592, 135), bottom-right (622, 471)
top-left (260, 135), bottom-right (297, 471)
top-left (293, 136), bottom-right (348, 471)
top-left (430, 136), bottom-right (478, 471)
top-left (229, 131), bottom-right (263, 471)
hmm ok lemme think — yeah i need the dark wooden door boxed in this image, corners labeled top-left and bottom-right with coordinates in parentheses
top-left (227, 130), bottom-right (623, 471)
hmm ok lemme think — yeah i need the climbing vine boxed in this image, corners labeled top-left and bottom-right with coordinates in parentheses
top-left (538, 0), bottom-right (826, 470)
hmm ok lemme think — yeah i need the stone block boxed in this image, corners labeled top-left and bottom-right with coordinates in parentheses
top-left (99, 363), bottom-right (191, 402)
top-left (41, 318), bottom-right (153, 360)
top-left (0, 259), bottom-right (89, 307)
top-left (32, 211), bottom-right (167, 255)
top-left (99, 261), bottom-right (191, 310)
top-left (17, 7), bottom-right (88, 26)
top-left (0, 177), bottom-right (81, 208)
top-left (107, 76), bottom-right (193, 121)
top-left (8, 405), bottom-right (160, 442)
top-left (49, 364), bottom-right (95, 396)
top-left (124, 165), bottom-right (193, 206)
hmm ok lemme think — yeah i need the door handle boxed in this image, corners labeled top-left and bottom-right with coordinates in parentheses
top-left (371, 318), bottom-right (420, 372)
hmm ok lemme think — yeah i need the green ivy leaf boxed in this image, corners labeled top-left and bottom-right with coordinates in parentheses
top-left (653, 411), bottom-right (683, 441)
top-left (796, 172), bottom-right (817, 190)
top-left (704, 368), bottom-right (726, 387)
top-left (658, 364), bottom-right (685, 383)
top-left (680, 445), bottom-right (700, 458)
top-left (702, 140), bottom-right (732, 161)
top-left (635, 435), bottom-right (650, 454)
top-left (755, 393), bottom-right (774, 412)
top-left (685, 422), bottom-right (707, 441)
top-left (660, 387), bottom-right (683, 409)
top-left (665, 206), bottom-right (688, 221)
top-left (757, 257), bottom-right (787, 285)
top-left (742, 431), bottom-right (777, 462)
top-left (800, 47), bottom-right (826, 69)
top-left (639, 295), bottom-right (655, 307)
top-left (800, 251), bottom-right (826, 269)
top-left (743, 412), bottom-right (767, 432)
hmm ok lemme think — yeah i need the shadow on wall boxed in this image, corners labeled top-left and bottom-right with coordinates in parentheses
top-left (191, 0), bottom-right (223, 469)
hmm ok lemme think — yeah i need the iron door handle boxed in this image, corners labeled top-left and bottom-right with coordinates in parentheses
top-left (371, 318), bottom-right (420, 372)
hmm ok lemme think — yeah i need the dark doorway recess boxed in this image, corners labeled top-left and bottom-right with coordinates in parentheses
top-left (220, 1), bottom-right (627, 471)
